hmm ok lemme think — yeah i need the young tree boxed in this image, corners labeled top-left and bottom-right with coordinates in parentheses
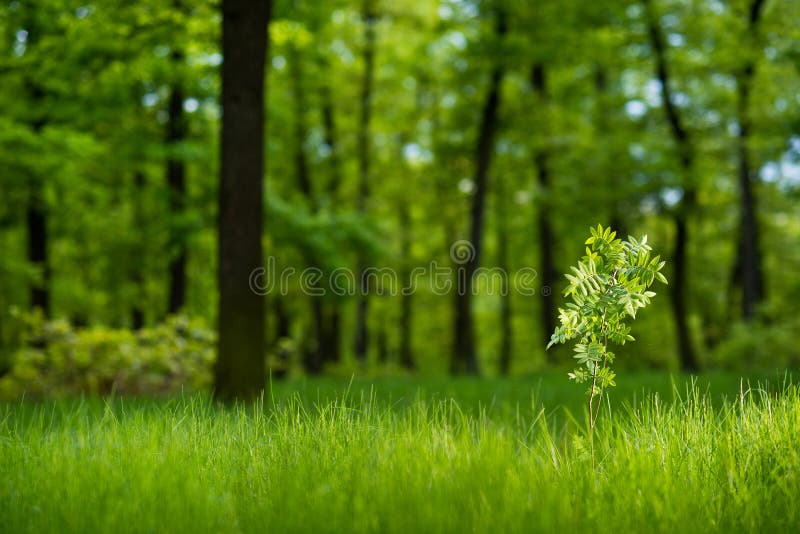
top-left (214, 0), bottom-right (272, 400)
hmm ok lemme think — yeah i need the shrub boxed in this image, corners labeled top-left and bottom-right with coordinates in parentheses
top-left (0, 314), bottom-right (214, 399)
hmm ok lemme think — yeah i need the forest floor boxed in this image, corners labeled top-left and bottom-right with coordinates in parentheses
top-left (2, 371), bottom-right (798, 533)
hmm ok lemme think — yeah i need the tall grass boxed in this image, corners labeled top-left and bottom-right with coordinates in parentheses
top-left (1, 378), bottom-right (798, 533)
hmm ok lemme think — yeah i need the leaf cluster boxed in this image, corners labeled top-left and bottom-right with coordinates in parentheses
top-left (547, 225), bottom-right (668, 397)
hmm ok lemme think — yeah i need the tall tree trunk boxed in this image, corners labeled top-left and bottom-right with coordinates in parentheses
top-left (644, 0), bottom-right (699, 371)
top-left (326, 307), bottom-right (341, 365)
top-left (131, 171), bottom-right (146, 329)
top-left (214, 0), bottom-right (271, 400)
top-left (377, 320), bottom-right (389, 364)
top-left (398, 202), bottom-right (414, 370)
top-left (530, 62), bottom-right (556, 361)
top-left (288, 43), bottom-right (326, 374)
top-left (23, 14), bottom-right (49, 318)
top-left (451, 9), bottom-right (506, 375)
top-left (271, 296), bottom-right (291, 379)
top-left (166, 49), bottom-right (187, 315)
top-left (496, 182), bottom-right (512, 375)
top-left (27, 180), bottom-right (49, 317)
top-left (319, 57), bottom-right (343, 366)
top-left (593, 65), bottom-right (627, 236)
top-left (732, 0), bottom-right (767, 321)
top-left (354, 0), bottom-right (377, 364)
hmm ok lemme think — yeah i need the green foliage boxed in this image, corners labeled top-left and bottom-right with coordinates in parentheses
top-left (548, 225), bottom-right (667, 403)
top-left (711, 319), bottom-right (800, 371)
top-left (0, 0), bottom-right (798, 377)
top-left (0, 314), bottom-right (214, 399)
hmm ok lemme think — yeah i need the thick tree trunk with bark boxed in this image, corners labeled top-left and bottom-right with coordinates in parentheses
top-left (451, 10), bottom-right (506, 375)
top-left (214, 0), bottom-right (271, 400)
top-left (530, 62), bottom-right (556, 361)
top-left (645, 0), bottom-right (699, 371)
top-left (166, 49), bottom-right (187, 315)
top-left (354, 0), bottom-right (377, 364)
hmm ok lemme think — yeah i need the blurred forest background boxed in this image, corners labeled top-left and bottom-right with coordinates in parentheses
top-left (0, 0), bottom-right (799, 397)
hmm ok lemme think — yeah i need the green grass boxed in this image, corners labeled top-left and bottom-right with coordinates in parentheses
top-left (2, 372), bottom-right (799, 533)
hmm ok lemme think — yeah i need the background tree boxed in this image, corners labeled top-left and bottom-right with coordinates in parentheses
top-left (214, 0), bottom-right (272, 399)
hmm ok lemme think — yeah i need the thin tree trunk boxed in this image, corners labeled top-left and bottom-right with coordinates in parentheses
top-left (23, 14), bottom-right (49, 318)
top-left (27, 180), bottom-right (49, 317)
top-left (132, 171), bottom-right (146, 329)
top-left (644, 0), bottom-right (699, 371)
top-left (318, 57), bottom-right (343, 366)
top-left (399, 202), bottom-right (414, 370)
top-left (354, 0), bottom-right (377, 364)
top-left (593, 65), bottom-right (627, 236)
top-left (289, 44), bottom-right (313, 202)
top-left (288, 42), bottom-right (327, 374)
top-left (732, 0), bottom-right (767, 321)
top-left (530, 62), bottom-right (556, 361)
top-left (497, 183), bottom-right (512, 375)
top-left (377, 320), bottom-right (389, 364)
top-left (327, 307), bottom-right (341, 365)
top-left (451, 9), bottom-right (506, 375)
top-left (214, 0), bottom-right (271, 400)
top-left (271, 297), bottom-right (291, 379)
top-left (166, 49), bottom-right (187, 315)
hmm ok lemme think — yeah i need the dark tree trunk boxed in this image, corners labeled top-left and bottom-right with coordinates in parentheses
top-left (304, 298), bottom-right (325, 374)
top-left (451, 10), bottom-right (506, 375)
top-left (289, 44), bottom-right (313, 202)
top-left (214, 0), bottom-right (271, 400)
top-left (399, 202), bottom-right (414, 370)
top-left (377, 320), bottom-right (389, 364)
top-left (27, 180), bottom-right (49, 317)
top-left (24, 15), bottom-right (49, 318)
top-left (319, 58), bottom-right (343, 366)
top-left (732, 0), bottom-right (767, 321)
top-left (321, 83), bottom-right (342, 203)
top-left (670, 204), bottom-right (697, 371)
top-left (271, 297), bottom-right (291, 379)
top-left (530, 62), bottom-right (556, 361)
top-left (289, 42), bottom-right (327, 374)
top-left (326, 306), bottom-right (341, 365)
top-left (593, 65), bottom-right (627, 237)
top-left (166, 49), bottom-right (187, 315)
top-left (645, 0), bottom-right (699, 371)
top-left (354, 0), bottom-right (377, 364)
top-left (497, 190), bottom-right (512, 376)
top-left (131, 171), bottom-right (146, 330)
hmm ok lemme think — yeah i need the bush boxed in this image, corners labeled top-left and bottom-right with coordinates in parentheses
top-left (0, 314), bottom-right (214, 399)
top-left (710, 319), bottom-right (800, 370)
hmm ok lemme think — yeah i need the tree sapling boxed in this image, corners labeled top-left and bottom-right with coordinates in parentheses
top-left (547, 225), bottom-right (668, 455)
